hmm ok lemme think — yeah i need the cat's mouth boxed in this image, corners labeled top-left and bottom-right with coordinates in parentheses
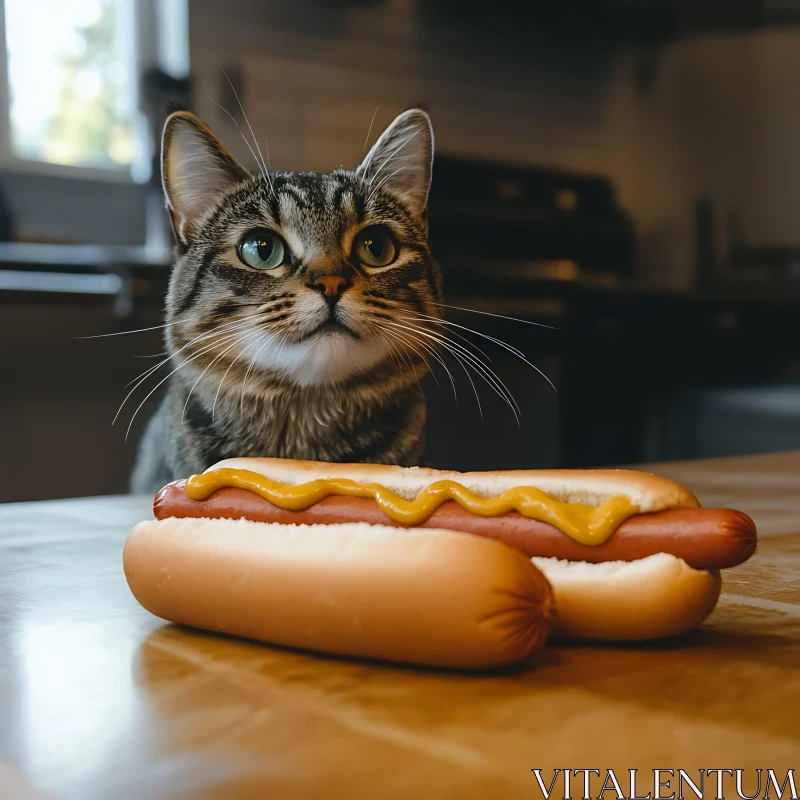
top-left (302, 319), bottom-right (360, 341)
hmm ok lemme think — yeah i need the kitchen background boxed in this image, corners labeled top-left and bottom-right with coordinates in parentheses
top-left (4, 0), bottom-right (800, 502)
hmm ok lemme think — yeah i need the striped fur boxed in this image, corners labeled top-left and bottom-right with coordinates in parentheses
top-left (130, 109), bottom-right (441, 494)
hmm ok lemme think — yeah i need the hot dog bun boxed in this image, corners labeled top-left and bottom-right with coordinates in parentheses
top-left (123, 517), bottom-right (554, 670)
top-left (533, 554), bottom-right (722, 641)
top-left (210, 457), bottom-right (700, 514)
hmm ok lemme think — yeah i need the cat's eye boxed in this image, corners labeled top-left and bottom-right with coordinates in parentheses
top-left (353, 226), bottom-right (398, 268)
top-left (237, 229), bottom-right (287, 270)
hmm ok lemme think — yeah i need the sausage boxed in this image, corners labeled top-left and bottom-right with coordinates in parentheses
top-left (153, 480), bottom-right (757, 570)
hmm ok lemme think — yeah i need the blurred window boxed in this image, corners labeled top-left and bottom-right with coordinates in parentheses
top-left (1, 0), bottom-right (141, 176)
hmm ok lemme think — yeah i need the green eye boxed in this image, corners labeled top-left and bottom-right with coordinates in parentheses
top-left (353, 226), bottom-right (398, 267)
top-left (238, 229), bottom-right (286, 270)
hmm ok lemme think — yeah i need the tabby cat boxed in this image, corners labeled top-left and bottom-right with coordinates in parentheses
top-left (130, 108), bottom-right (442, 494)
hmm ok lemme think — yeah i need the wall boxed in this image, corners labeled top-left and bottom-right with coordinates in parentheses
top-left (610, 29), bottom-right (800, 288)
top-left (1, 4), bottom-right (797, 277)
top-left (189, 2), bottom-right (800, 291)
top-left (190, 1), bottom-right (624, 173)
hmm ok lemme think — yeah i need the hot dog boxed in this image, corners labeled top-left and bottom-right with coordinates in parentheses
top-left (125, 456), bottom-right (757, 652)
top-left (152, 456), bottom-right (757, 571)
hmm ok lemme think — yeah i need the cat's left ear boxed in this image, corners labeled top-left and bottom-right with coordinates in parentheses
top-left (357, 109), bottom-right (434, 219)
top-left (162, 111), bottom-right (249, 245)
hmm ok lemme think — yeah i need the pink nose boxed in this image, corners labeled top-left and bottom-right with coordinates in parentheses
top-left (312, 275), bottom-right (350, 298)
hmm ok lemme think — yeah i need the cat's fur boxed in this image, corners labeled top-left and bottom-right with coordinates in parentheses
top-left (130, 108), bottom-right (442, 494)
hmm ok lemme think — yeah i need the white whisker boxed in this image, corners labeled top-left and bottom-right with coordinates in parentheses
top-left (212, 100), bottom-right (273, 194)
top-left (382, 321), bottom-right (491, 420)
top-left (180, 327), bottom-right (265, 424)
top-left (239, 331), bottom-right (280, 411)
top-left (373, 300), bottom-right (493, 362)
top-left (123, 322), bottom-right (264, 440)
top-left (212, 330), bottom-right (267, 420)
top-left (122, 316), bottom-right (255, 391)
top-left (431, 301), bottom-right (562, 331)
top-left (399, 308), bottom-right (557, 393)
top-left (76, 320), bottom-right (176, 339)
top-left (363, 105), bottom-right (380, 151)
top-left (217, 63), bottom-right (272, 194)
top-left (264, 138), bottom-right (272, 172)
top-left (375, 329), bottom-right (410, 378)
top-left (383, 320), bottom-right (521, 423)
top-left (115, 317), bottom-right (257, 425)
top-left (382, 324), bottom-right (459, 400)
top-left (383, 326), bottom-right (438, 387)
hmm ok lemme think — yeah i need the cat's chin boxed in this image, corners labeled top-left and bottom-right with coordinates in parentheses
top-left (244, 330), bottom-right (390, 387)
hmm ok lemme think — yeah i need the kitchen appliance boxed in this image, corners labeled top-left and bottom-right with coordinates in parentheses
top-left (427, 155), bottom-right (636, 286)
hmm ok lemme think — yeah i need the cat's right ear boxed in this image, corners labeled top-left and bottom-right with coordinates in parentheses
top-left (161, 111), bottom-right (248, 245)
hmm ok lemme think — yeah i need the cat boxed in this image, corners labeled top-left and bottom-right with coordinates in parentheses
top-left (130, 107), bottom-right (442, 494)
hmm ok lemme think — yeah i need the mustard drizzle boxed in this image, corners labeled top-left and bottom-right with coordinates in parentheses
top-left (184, 468), bottom-right (639, 545)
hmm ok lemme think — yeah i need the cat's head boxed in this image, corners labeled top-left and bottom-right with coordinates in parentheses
top-left (161, 108), bottom-right (441, 389)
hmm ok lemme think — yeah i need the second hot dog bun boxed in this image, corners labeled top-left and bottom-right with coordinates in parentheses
top-left (123, 516), bottom-right (554, 670)
top-left (210, 457), bottom-right (700, 512)
top-left (534, 554), bottom-right (721, 641)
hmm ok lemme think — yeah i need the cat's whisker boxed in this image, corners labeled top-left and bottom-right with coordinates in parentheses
top-left (116, 317), bottom-right (259, 425)
top-left (264, 139), bottom-right (272, 172)
top-left (402, 307), bottom-right (525, 359)
top-left (364, 105), bottom-right (380, 151)
top-left (374, 330), bottom-right (407, 379)
top-left (396, 328), bottom-right (451, 394)
top-left (212, 325), bottom-right (283, 421)
top-left (382, 325), bottom-right (459, 400)
top-left (423, 332), bottom-right (483, 419)
top-left (381, 326), bottom-right (437, 388)
top-left (216, 64), bottom-right (274, 195)
top-left (122, 316), bottom-right (257, 391)
top-left (407, 331), bottom-right (461, 401)
top-left (122, 323), bottom-right (238, 407)
top-left (372, 301), bottom-right (493, 362)
top-left (76, 320), bottom-right (176, 339)
top-left (383, 327), bottom-right (418, 376)
top-left (398, 308), bottom-right (557, 393)
top-left (212, 333), bottom-right (259, 421)
top-left (212, 100), bottom-right (272, 193)
top-left (386, 315), bottom-right (497, 376)
top-left (382, 322), bottom-right (493, 420)
top-left (180, 328), bottom-right (265, 425)
top-left (396, 305), bottom-right (513, 359)
top-left (382, 319), bottom-right (521, 424)
top-left (430, 301), bottom-right (562, 332)
top-left (239, 330), bottom-right (281, 412)
top-left (123, 320), bottom-right (267, 439)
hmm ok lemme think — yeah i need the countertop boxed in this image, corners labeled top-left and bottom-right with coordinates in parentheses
top-left (0, 452), bottom-right (798, 799)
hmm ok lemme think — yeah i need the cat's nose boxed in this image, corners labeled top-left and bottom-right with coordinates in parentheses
top-left (310, 275), bottom-right (351, 302)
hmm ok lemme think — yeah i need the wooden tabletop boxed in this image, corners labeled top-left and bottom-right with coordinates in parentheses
top-left (1, 453), bottom-right (798, 799)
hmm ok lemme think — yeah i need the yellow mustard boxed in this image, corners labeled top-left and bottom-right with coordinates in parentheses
top-left (184, 468), bottom-right (639, 545)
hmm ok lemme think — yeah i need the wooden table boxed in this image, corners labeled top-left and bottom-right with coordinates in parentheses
top-left (1, 453), bottom-right (798, 799)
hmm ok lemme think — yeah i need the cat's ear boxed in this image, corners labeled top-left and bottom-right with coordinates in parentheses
top-left (357, 108), bottom-right (434, 219)
top-left (161, 111), bottom-right (248, 244)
